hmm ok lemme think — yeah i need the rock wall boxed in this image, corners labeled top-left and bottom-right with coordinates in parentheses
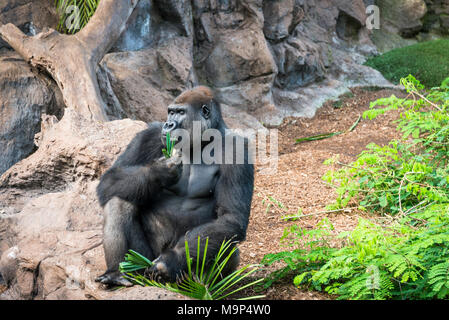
top-left (371, 0), bottom-right (449, 52)
top-left (101, 0), bottom-right (393, 127)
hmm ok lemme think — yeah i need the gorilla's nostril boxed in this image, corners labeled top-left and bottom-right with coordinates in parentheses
top-left (163, 121), bottom-right (177, 132)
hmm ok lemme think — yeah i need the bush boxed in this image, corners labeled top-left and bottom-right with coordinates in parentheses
top-left (262, 75), bottom-right (449, 299)
top-left (365, 40), bottom-right (449, 88)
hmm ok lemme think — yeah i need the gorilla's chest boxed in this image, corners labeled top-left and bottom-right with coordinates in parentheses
top-left (168, 164), bottom-right (220, 198)
top-left (153, 164), bottom-right (220, 229)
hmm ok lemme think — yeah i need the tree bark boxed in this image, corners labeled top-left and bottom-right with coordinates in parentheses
top-left (0, 0), bottom-right (140, 122)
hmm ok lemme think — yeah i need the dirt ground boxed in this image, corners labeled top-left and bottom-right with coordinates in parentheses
top-left (238, 86), bottom-right (407, 300)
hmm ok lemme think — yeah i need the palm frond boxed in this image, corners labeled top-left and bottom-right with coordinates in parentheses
top-left (55, 0), bottom-right (100, 34)
top-left (121, 237), bottom-right (265, 300)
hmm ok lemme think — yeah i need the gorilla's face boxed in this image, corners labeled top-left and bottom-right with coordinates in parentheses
top-left (161, 86), bottom-right (221, 148)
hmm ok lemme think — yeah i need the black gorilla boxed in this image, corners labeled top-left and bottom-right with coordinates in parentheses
top-left (95, 86), bottom-right (254, 286)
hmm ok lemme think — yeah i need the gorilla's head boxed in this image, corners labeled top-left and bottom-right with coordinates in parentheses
top-left (161, 86), bottom-right (224, 147)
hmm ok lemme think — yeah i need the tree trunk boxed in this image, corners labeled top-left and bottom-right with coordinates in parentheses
top-left (0, 0), bottom-right (140, 122)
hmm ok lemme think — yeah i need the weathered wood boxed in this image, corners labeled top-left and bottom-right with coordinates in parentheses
top-left (0, 0), bottom-right (140, 122)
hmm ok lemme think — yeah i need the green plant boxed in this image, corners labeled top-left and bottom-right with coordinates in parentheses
top-left (323, 75), bottom-right (449, 215)
top-left (162, 132), bottom-right (175, 158)
top-left (365, 40), bottom-right (449, 88)
top-left (262, 75), bottom-right (449, 299)
top-left (264, 206), bottom-right (449, 299)
top-left (119, 250), bottom-right (153, 273)
top-left (55, 0), bottom-right (100, 34)
top-left (120, 238), bottom-right (265, 300)
top-left (295, 116), bottom-right (361, 144)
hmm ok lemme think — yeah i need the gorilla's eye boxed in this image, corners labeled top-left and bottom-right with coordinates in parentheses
top-left (179, 110), bottom-right (185, 115)
top-left (169, 110), bottom-right (175, 116)
top-left (202, 105), bottom-right (210, 118)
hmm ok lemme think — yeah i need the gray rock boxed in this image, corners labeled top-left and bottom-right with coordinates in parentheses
top-left (0, 50), bottom-right (61, 176)
top-left (111, 0), bottom-right (193, 52)
top-left (101, 36), bottom-right (195, 123)
top-left (270, 34), bottom-right (325, 89)
top-left (263, 0), bottom-right (304, 41)
top-left (378, 0), bottom-right (428, 38)
top-left (0, 0), bottom-right (58, 49)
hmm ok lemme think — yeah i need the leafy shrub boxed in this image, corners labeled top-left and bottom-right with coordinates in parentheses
top-left (365, 40), bottom-right (449, 88)
top-left (262, 75), bottom-right (449, 299)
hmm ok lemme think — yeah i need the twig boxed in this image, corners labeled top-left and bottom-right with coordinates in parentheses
top-left (411, 91), bottom-right (443, 112)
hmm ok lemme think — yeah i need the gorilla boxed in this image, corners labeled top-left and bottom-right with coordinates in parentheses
top-left (95, 86), bottom-right (254, 286)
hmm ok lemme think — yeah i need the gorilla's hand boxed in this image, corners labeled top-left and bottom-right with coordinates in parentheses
top-left (144, 251), bottom-right (182, 283)
top-left (153, 155), bottom-right (182, 188)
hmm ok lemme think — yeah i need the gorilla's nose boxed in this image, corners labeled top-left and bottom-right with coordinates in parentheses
top-left (162, 120), bottom-right (178, 133)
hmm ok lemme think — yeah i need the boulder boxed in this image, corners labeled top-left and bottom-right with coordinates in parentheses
top-left (335, 0), bottom-right (367, 26)
top-left (378, 0), bottom-right (428, 38)
top-left (262, 0), bottom-right (304, 41)
top-left (101, 36), bottom-right (195, 123)
top-left (270, 35), bottom-right (325, 89)
top-left (441, 14), bottom-right (449, 33)
top-left (202, 28), bottom-right (276, 88)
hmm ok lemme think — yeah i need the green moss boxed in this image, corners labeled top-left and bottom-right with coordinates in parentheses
top-left (365, 39), bottom-right (449, 88)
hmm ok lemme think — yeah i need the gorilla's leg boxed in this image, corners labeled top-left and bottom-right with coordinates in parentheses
top-left (221, 247), bottom-right (240, 276)
top-left (96, 197), bottom-right (154, 286)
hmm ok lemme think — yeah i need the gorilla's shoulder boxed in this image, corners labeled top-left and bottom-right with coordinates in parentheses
top-left (221, 132), bottom-right (255, 168)
top-left (113, 122), bottom-right (164, 167)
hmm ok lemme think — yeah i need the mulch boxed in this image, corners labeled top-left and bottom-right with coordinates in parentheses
top-left (237, 87), bottom-right (407, 300)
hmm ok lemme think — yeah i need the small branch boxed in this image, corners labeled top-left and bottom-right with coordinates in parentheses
top-left (411, 91), bottom-right (443, 112)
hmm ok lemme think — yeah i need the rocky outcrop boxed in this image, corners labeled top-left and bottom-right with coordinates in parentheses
top-left (0, 50), bottom-right (62, 176)
top-left (371, 0), bottom-right (449, 52)
top-left (107, 0), bottom-right (394, 126)
top-left (379, 0), bottom-right (427, 38)
top-left (0, 0), bottom-right (58, 49)
top-left (101, 37), bottom-right (195, 122)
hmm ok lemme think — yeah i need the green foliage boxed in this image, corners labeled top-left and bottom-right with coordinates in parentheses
top-left (263, 205), bottom-right (449, 299)
top-left (324, 75), bottom-right (449, 215)
top-left (55, 0), bottom-right (100, 34)
top-left (262, 75), bottom-right (449, 299)
top-left (365, 40), bottom-right (449, 88)
top-left (120, 238), bottom-right (265, 300)
top-left (119, 250), bottom-right (153, 273)
top-left (162, 132), bottom-right (175, 158)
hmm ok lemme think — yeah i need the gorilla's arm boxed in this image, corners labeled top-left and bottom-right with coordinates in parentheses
top-left (97, 122), bottom-right (175, 207)
top-left (151, 162), bottom-right (254, 281)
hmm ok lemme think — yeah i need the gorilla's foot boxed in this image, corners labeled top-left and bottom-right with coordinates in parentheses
top-left (95, 271), bottom-right (133, 287)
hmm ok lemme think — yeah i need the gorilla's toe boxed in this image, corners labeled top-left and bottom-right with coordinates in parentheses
top-left (95, 271), bottom-right (133, 287)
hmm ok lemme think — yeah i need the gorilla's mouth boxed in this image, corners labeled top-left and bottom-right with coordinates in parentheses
top-left (160, 132), bottom-right (181, 147)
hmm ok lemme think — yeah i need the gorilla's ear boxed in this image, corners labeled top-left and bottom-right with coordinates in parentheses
top-left (201, 104), bottom-right (211, 119)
